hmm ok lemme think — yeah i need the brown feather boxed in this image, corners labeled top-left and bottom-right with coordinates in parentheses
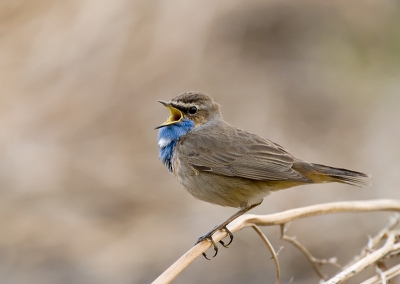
top-left (178, 121), bottom-right (312, 184)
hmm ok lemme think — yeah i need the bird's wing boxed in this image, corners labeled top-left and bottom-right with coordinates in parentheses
top-left (178, 125), bottom-right (310, 182)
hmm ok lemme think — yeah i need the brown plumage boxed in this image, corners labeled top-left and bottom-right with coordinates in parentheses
top-left (157, 91), bottom-right (370, 258)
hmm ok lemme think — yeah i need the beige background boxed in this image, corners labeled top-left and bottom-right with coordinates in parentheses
top-left (1, 0), bottom-right (400, 283)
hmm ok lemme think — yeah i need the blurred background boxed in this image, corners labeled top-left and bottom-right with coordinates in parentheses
top-left (1, 0), bottom-right (400, 283)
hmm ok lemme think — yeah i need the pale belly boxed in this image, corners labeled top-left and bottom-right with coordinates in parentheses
top-left (175, 163), bottom-right (271, 208)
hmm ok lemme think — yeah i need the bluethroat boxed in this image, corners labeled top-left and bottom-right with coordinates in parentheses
top-left (156, 92), bottom-right (370, 259)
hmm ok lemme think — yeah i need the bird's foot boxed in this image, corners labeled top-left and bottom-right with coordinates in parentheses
top-left (195, 234), bottom-right (218, 260)
top-left (195, 225), bottom-right (234, 259)
top-left (219, 226), bottom-right (234, 248)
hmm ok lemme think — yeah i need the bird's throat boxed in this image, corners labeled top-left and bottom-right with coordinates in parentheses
top-left (157, 119), bottom-right (194, 172)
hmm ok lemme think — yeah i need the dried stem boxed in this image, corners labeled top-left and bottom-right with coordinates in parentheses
top-left (374, 264), bottom-right (386, 284)
top-left (152, 199), bottom-right (400, 284)
top-left (324, 230), bottom-right (400, 284)
top-left (279, 224), bottom-right (341, 280)
top-left (344, 215), bottom-right (400, 269)
top-left (361, 263), bottom-right (400, 284)
top-left (251, 225), bottom-right (280, 284)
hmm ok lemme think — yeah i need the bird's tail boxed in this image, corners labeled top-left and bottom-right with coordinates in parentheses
top-left (294, 162), bottom-right (371, 187)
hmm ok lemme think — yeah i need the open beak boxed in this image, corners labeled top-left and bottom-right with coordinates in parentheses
top-left (155, 101), bottom-right (183, 129)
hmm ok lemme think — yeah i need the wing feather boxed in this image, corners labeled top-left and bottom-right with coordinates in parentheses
top-left (178, 124), bottom-right (310, 183)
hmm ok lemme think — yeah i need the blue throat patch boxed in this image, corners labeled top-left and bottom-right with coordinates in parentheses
top-left (158, 119), bottom-right (195, 172)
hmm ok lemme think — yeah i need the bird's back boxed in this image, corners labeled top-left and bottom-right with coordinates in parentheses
top-left (173, 119), bottom-right (369, 208)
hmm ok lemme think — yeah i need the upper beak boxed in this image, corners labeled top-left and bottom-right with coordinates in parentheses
top-left (155, 100), bottom-right (183, 129)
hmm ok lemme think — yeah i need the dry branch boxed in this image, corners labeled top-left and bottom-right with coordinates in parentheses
top-left (251, 225), bottom-right (280, 284)
top-left (344, 215), bottom-right (400, 269)
top-left (280, 223), bottom-right (341, 280)
top-left (324, 230), bottom-right (400, 284)
top-left (152, 199), bottom-right (400, 284)
top-left (361, 263), bottom-right (400, 284)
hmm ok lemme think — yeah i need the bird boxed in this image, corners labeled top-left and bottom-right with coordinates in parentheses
top-left (156, 92), bottom-right (370, 259)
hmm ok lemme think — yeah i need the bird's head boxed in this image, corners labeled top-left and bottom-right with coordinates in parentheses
top-left (156, 92), bottom-right (222, 129)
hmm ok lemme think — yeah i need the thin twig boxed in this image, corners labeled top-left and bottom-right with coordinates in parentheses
top-left (324, 231), bottom-right (399, 284)
top-left (360, 263), bottom-right (400, 284)
top-left (279, 224), bottom-right (342, 280)
top-left (275, 246), bottom-right (284, 256)
top-left (375, 263), bottom-right (387, 284)
top-left (344, 215), bottom-right (400, 269)
top-left (251, 225), bottom-right (281, 284)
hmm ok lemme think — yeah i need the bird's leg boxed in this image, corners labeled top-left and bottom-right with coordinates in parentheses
top-left (195, 201), bottom-right (263, 259)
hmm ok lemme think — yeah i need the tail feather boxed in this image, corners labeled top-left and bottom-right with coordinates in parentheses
top-left (310, 163), bottom-right (371, 187)
top-left (294, 162), bottom-right (371, 187)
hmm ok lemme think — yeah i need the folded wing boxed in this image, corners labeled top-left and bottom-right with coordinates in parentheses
top-left (178, 126), bottom-right (311, 183)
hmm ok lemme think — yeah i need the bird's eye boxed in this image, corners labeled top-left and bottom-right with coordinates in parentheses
top-left (188, 106), bottom-right (197, 115)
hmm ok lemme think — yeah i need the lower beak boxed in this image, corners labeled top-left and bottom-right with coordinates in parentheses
top-left (155, 101), bottom-right (183, 129)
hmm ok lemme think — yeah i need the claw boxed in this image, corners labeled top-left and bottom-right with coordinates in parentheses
top-left (219, 226), bottom-right (234, 248)
top-left (195, 226), bottom-right (234, 259)
top-left (196, 235), bottom-right (219, 260)
top-left (208, 237), bottom-right (219, 259)
top-left (194, 202), bottom-right (262, 260)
